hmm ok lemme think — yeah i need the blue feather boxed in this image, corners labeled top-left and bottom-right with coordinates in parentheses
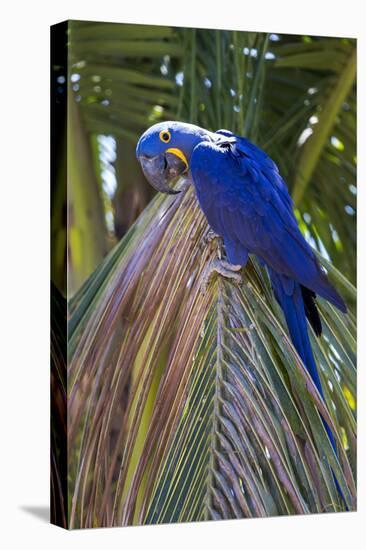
top-left (190, 139), bottom-right (347, 312)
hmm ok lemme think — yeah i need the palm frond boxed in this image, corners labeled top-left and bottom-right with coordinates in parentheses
top-left (68, 184), bottom-right (356, 527)
top-left (263, 37), bottom-right (357, 282)
top-left (68, 20), bottom-right (182, 143)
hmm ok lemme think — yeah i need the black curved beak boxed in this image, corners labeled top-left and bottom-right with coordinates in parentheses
top-left (138, 152), bottom-right (187, 195)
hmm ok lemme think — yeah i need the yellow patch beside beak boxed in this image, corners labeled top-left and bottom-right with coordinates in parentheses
top-left (166, 148), bottom-right (189, 171)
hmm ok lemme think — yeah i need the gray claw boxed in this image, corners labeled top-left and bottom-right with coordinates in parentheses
top-left (206, 230), bottom-right (221, 243)
top-left (202, 230), bottom-right (222, 248)
top-left (201, 258), bottom-right (243, 294)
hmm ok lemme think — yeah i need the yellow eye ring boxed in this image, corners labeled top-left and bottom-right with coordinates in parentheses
top-left (159, 130), bottom-right (171, 143)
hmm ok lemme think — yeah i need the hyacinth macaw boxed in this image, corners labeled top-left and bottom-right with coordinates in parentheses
top-left (136, 121), bottom-right (347, 467)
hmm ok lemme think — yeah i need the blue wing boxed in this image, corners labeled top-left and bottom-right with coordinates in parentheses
top-left (190, 133), bottom-right (346, 312)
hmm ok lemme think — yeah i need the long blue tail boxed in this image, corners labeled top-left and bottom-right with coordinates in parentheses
top-left (269, 270), bottom-right (345, 504)
top-left (270, 272), bottom-right (326, 397)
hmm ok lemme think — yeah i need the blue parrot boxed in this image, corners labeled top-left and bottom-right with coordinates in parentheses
top-left (136, 121), bottom-right (347, 482)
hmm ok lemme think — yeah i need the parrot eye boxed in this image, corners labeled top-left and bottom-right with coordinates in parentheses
top-left (159, 130), bottom-right (171, 143)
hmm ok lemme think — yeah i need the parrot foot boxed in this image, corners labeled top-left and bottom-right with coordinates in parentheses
top-left (201, 259), bottom-right (242, 294)
top-left (205, 230), bottom-right (221, 244)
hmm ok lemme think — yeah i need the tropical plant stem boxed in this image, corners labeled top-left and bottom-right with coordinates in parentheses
top-left (190, 29), bottom-right (197, 124)
top-left (204, 279), bottom-right (224, 520)
top-left (215, 31), bottom-right (222, 129)
top-left (292, 47), bottom-right (356, 204)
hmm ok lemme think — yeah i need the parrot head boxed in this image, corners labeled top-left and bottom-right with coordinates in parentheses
top-left (136, 121), bottom-right (210, 194)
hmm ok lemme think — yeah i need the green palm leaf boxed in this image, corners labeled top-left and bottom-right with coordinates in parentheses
top-left (263, 37), bottom-right (356, 282)
top-left (68, 20), bottom-right (181, 142)
top-left (68, 184), bottom-right (356, 527)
